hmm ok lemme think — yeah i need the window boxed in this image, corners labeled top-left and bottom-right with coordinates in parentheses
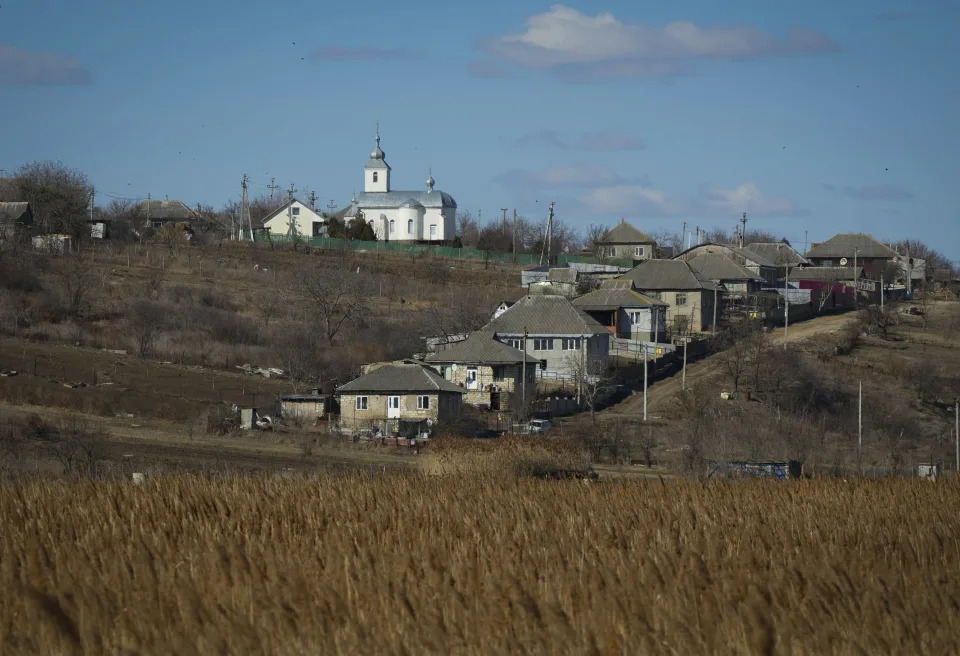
top-left (152, 221), bottom-right (163, 229)
top-left (388, 396), bottom-right (400, 410)
top-left (417, 395), bottom-right (430, 410)
top-left (429, 224), bottom-right (437, 239)
top-left (389, 219), bottom-right (395, 233)
top-left (355, 396), bottom-right (368, 410)
top-left (635, 246), bottom-right (645, 257)
top-left (292, 207), bottom-right (300, 216)
top-left (562, 337), bottom-right (580, 350)
top-left (533, 338), bottom-right (553, 351)
top-left (508, 338), bottom-right (522, 349)
top-left (609, 247), bottom-right (617, 257)
top-left (676, 293), bottom-right (688, 307)
top-left (630, 311), bottom-right (645, 323)
top-left (372, 172), bottom-right (378, 182)
top-left (407, 219), bottom-right (414, 234)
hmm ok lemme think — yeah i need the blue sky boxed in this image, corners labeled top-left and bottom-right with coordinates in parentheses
top-left (1, 0), bottom-right (957, 257)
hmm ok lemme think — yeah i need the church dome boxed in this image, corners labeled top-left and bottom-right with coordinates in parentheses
top-left (426, 172), bottom-right (435, 191)
top-left (370, 133), bottom-right (385, 159)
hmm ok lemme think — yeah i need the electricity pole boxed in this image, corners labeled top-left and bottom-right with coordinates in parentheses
top-left (268, 178), bottom-right (279, 203)
top-left (521, 327), bottom-right (528, 419)
top-left (858, 381), bottom-right (863, 467)
top-left (739, 212), bottom-right (747, 248)
top-left (309, 190), bottom-right (317, 211)
top-left (643, 343), bottom-right (648, 421)
top-left (512, 209), bottom-right (517, 261)
top-left (89, 186), bottom-right (95, 222)
top-left (240, 174), bottom-right (251, 240)
top-left (712, 286), bottom-right (718, 336)
top-left (501, 208), bottom-right (507, 234)
top-left (784, 261), bottom-right (790, 349)
top-left (285, 183), bottom-right (298, 240)
top-left (681, 221), bottom-right (686, 252)
top-left (682, 337), bottom-right (688, 391)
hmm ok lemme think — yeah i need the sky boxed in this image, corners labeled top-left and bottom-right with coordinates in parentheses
top-left (0, 0), bottom-right (958, 257)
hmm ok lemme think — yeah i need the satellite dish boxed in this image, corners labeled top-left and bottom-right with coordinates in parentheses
top-left (839, 258), bottom-right (848, 266)
top-left (426, 419), bottom-right (433, 426)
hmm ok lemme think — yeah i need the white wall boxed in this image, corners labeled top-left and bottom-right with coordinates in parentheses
top-left (365, 167), bottom-right (389, 193)
top-left (264, 201), bottom-right (326, 236)
top-left (357, 206), bottom-right (452, 242)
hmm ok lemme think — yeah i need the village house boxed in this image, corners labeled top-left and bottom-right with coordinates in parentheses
top-left (686, 252), bottom-right (764, 294)
top-left (0, 202), bottom-right (32, 242)
top-left (743, 241), bottom-right (809, 276)
top-left (674, 243), bottom-right (778, 285)
top-left (805, 233), bottom-right (898, 275)
top-left (337, 362), bottom-right (464, 435)
top-left (530, 267), bottom-right (580, 297)
top-left (261, 199), bottom-right (327, 238)
top-left (791, 266), bottom-right (865, 310)
top-left (279, 390), bottom-right (336, 424)
top-left (139, 198), bottom-right (196, 229)
top-left (424, 331), bottom-right (539, 410)
top-left (572, 279), bottom-right (668, 341)
top-left (483, 294), bottom-right (611, 380)
top-left (595, 219), bottom-right (657, 261)
top-left (619, 259), bottom-right (719, 336)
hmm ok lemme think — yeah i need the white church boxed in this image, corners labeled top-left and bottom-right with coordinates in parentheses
top-left (337, 130), bottom-right (458, 243)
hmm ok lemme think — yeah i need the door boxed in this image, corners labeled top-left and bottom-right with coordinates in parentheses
top-left (465, 367), bottom-right (479, 390)
top-left (387, 395), bottom-right (400, 419)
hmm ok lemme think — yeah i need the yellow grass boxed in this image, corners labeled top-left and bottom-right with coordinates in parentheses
top-left (2, 474), bottom-right (959, 654)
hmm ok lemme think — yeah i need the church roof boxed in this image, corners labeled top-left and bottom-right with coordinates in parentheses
top-left (365, 158), bottom-right (391, 170)
top-left (400, 197), bottom-right (424, 209)
top-left (356, 190), bottom-right (457, 210)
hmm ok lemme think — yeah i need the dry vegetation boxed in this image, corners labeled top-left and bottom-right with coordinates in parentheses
top-left (1, 473), bottom-right (958, 654)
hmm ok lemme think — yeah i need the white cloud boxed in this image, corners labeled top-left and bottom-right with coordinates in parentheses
top-left (513, 128), bottom-right (645, 151)
top-left (697, 183), bottom-right (803, 216)
top-left (578, 181), bottom-right (803, 217)
top-left (0, 45), bottom-right (91, 86)
top-left (500, 164), bottom-right (641, 188)
top-left (582, 184), bottom-right (684, 215)
top-left (485, 5), bottom-right (837, 79)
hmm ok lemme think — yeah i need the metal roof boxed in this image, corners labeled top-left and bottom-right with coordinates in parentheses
top-left (744, 242), bottom-right (809, 266)
top-left (139, 199), bottom-right (196, 221)
top-left (675, 243), bottom-right (778, 269)
top-left (425, 331), bottom-right (540, 365)
top-left (805, 233), bottom-right (898, 259)
top-left (620, 259), bottom-right (718, 291)
top-left (686, 253), bottom-right (762, 282)
top-left (572, 287), bottom-right (668, 311)
top-left (483, 294), bottom-right (609, 336)
top-left (0, 202), bottom-right (31, 225)
top-left (597, 220), bottom-right (654, 244)
top-left (547, 267), bottom-right (578, 284)
top-left (337, 363), bottom-right (465, 394)
top-left (354, 190), bottom-right (457, 210)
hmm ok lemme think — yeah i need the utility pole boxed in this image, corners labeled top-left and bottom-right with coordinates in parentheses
top-left (784, 262), bottom-right (790, 349)
top-left (739, 212), bottom-right (747, 248)
top-left (478, 208), bottom-right (482, 224)
top-left (881, 274), bottom-right (884, 310)
top-left (501, 208), bottom-right (507, 234)
top-left (858, 380), bottom-right (863, 461)
top-left (906, 244), bottom-right (913, 295)
top-left (285, 183), bottom-right (298, 240)
top-left (547, 201), bottom-right (554, 265)
top-left (681, 337), bottom-right (688, 391)
top-left (327, 200), bottom-right (337, 216)
top-left (521, 327), bottom-right (528, 419)
top-left (804, 229), bottom-right (808, 256)
top-left (240, 174), bottom-right (251, 240)
top-left (309, 190), bottom-right (317, 211)
top-left (681, 221), bottom-right (686, 252)
top-left (89, 186), bottom-right (95, 222)
top-left (853, 247), bottom-right (859, 274)
top-left (643, 343), bottom-right (648, 421)
top-left (146, 192), bottom-right (151, 227)
top-left (512, 209), bottom-right (517, 261)
top-left (268, 177), bottom-right (279, 203)
top-left (712, 286), bottom-right (718, 336)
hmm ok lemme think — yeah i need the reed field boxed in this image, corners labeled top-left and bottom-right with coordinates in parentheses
top-left (2, 473), bottom-right (959, 655)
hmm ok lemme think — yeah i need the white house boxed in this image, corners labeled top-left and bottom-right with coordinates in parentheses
top-left (336, 130), bottom-right (457, 243)
top-left (261, 199), bottom-right (327, 238)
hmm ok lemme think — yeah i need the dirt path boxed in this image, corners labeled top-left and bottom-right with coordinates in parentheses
top-left (592, 311), bottom-right (857, 421)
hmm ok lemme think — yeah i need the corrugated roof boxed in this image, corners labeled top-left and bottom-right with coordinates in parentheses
top-left (338, 363), bottom-right (465, 394)
top-left (0, 202), bottom-right (31, 225)
top-left (483, 294), bottom-right (609, 335)
top-left (687, 253), bottom-right (762, 282)
top-left (572, 287), bottom-right (668, 311)
top-left (675, 243), bottom-right (778, 268)
top-left (139, 199), bottom-right (196, 221)
top-left (805, 233), bottom-right (898, 259)
top-left (425, 331), bottom-right (540, 365)
top-left (791, 266), bottom-right (862, 282)
top-left (598, 219), bottom-right (654, 244)
top-left (744, 242), bottom-right (809, 266)
top-left (620, 259), bottom-right (718, 291)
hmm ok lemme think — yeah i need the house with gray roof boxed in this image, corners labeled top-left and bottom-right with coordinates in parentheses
top-left (805, 233), bottom-right (898, 275)
top-left (674, 243), bottom-right (778, 285)
top-left (0, 202), bottom-right (33, 241)
top-left (620, 260), bottom-right (719, 335)
top-left (744, 242), bottom-right (809, 272)
top-left (686, 252), bottom-right (763, 294)
top-left (595, 219), bottom-right (656, 261)
top-left (483, 294), bottom-right (612, 380)
top-left (261, 199), bottom-right (327, 238)
top-left (139, 199), bottom-right (196, 229)
top-left (337, 362), bottom-right (464, 434)
top-left (572, 279), bottom-right (668, 341)
top-left (425, 331), bottom-right (539, 409)
top-left (335, 130), bottom-right (457, 243)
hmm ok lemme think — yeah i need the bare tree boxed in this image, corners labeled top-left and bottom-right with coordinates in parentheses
top-left (275, 325), bottom-right (327, 392)
top-left (49, 255), bottom-right (102, 318)
top-left (253, 291), bottom-right (284, 328)
top-left (2, 161), bottom-right (92, 239)
top-left (566, 354), bottom-right (617, 423)
top-left (128, 300), bottom-right (167, 357)
top-left (151, 222), bottom-right (190, 254)
top-left (301, 253), bottom-right (372, 345)
top-left (456, 210), bottom-right (480, 249)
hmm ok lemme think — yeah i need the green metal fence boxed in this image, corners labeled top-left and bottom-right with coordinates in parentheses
top-left (250, 232), bottom-right (542, 265)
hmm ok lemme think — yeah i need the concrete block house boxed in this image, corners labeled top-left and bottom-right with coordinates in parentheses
top-left (337, 362), bottom-right (464, 435)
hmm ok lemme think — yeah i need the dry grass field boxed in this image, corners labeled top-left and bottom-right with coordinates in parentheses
top-left (2, 473), bottom-right (958, 654)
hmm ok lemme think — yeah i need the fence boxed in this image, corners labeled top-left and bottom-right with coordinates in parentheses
top-left (251, 232), bottom-right (542, 265)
